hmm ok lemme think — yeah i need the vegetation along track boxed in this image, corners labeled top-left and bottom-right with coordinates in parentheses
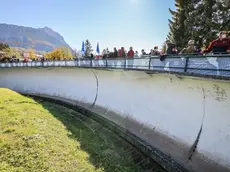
top-left (35, 97), bottom-right (168, 172)
top-left (0, 88), bottom-right (168, 172)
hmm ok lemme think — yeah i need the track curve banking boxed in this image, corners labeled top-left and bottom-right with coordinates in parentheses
top-left (33, 96), bottom-right (168, 172)
top-left (0, 67), bottom-right (230, 172)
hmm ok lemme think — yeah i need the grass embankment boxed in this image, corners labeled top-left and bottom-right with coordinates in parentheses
top-left (0, 89), bottom-right (149, 172)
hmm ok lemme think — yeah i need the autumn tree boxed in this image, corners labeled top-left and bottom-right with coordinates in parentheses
top-left (0, 47), bottom-right (22, 62)
top-left (0, 43), bottom-right (10, 51)
top-left (45, 47), bottom-right (73, 60)
top-left (28, 49), bottom-right (36, 59)
top-left (8, 48), bottom-right (22, 58)
top-left (60, 47), bottom-right (73, 59)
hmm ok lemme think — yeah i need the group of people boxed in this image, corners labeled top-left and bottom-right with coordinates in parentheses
top-left (179, 31), bottom-right (230, 55)
top-left (99, 46), bottom-right (160, 59)
top-left (98, 31), bottom-right (230, 60)
top-left (112, 47), bottom-right (160, 58)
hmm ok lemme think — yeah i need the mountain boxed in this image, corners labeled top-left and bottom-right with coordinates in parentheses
top-left (0, 23), bottom-right (71, 52)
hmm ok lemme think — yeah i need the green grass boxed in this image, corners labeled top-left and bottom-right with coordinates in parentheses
top-left (0, 89), bottom-right (148, 172)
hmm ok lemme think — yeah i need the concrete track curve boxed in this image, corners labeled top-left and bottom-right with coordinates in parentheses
top-left (0, 67), bottom-right (230, 172)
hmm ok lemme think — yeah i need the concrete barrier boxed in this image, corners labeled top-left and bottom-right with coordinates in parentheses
top-left (0, 67), bottom-right (229, 172)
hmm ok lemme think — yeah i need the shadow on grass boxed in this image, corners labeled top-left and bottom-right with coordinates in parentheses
top-left (34, 98), bottom-right (156, 172)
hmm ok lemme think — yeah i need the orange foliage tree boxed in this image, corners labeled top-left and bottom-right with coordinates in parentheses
top-left (45, 47), bottom-right (73, 60)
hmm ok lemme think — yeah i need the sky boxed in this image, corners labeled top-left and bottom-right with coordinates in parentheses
top-left (0, 0), bottom-right (175, 53)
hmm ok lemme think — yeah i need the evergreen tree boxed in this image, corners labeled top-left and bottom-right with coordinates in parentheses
top-left (188, 0), bottom-right (229, 47)
top-left (194, 0), bottom-right (217, 47)
top-left (169, 0), bottom-right (230, 48)
top-left (84, 39), bottom-right (93, 57)
top-left (213, 0), bottom-right (230, 31)
top-left (167, 0), bottom-right (192, 49)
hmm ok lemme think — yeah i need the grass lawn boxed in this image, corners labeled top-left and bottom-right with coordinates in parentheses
top-left (0, 88), bottom-right (164, 172)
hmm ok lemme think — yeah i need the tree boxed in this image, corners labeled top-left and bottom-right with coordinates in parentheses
top-left (213, 0), bottom-right (230, 31)
top-left (167, 0), bottom-right (193, 49)
top-left (0, 43), bottom-right (9, 51)
top-left (60, 47), bottom-right (73, 59)
top-left (84, 39), bottom-right (93, 57)
top-left (169, 0), bottom-right (230, 48)
top-left (28, 49), bottom-right (36, 59)
top-left (0, 47), bottom-right (22, 62)
top-left (8, 47), bottom-right (22, 58)
top-left (45, 47), bottom-right (73, 60)
top-left (193, 0), bottom-right (217, 47)
top-left (188, 0), bottom-right (230, 47)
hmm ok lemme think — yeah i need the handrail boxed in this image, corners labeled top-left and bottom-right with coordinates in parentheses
top-left (1, 55), bottom-right (230, 78)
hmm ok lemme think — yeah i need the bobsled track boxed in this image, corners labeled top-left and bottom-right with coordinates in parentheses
top-left (0, 59), bottom-right (230, 172)
top-left (31, 95), bottom-right (169, 172)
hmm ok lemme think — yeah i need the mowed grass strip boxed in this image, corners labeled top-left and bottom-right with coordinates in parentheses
top-left (0, 88), bottom-right (102, 172)
top-left (0, 89), bottom-right (141, 172)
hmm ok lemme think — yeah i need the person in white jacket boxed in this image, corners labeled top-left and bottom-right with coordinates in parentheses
top-left (134, 51), bottom-right (139, 58)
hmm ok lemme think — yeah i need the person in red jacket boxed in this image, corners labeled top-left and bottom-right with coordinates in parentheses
top-left (203, 31), bottom-right (228, 54)
top-left (203, 31), bottom-right (230, 76)
top-left (118, 49), bottom-right (122, 57)
top-left (127, 47), bottom-right (134, 68)
top-left (127, 47), bottom-right (134, 58)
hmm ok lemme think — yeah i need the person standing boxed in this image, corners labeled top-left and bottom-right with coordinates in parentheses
top-left (203, 31), bottom-right (229, 76)
top-left (149, 49), bottom-right (154, 56)
top-left (113, 47), bottom-right (118, 57)
top-left (153, 46), bottom-right (160, 55)
top-left (203, 31), bottom-right (228, 54)
top-left (163, 40), bottom-right (178, 55)
top-left (127, 47), bottom-right (134, 68)
top-left (141, 49), bottom-right (147, 56)
top-left (127, 47), bottom-right (134, 58)
top-left (112, 47), bottom-right (118, 67)
top-left (134, 51), bottom-right (139, 58)
top-left (180, 40), bottom-right (197, 54)
top-left (121, 47), bottom-right (126, 57)
top-left (118, 48), bottom-right (122, 57)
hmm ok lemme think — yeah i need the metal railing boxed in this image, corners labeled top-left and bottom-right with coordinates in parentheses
top-left (1, 55), bottom-right (230, 77)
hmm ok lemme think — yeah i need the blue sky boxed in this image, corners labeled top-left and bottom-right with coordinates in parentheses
top-left (0, 0), bottom-right (175, 52)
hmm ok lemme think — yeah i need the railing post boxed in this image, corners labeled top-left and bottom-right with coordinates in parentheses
top-left (184, 56), bottom-right (189, 72)
top-left (106, 58), bottom-right (108, 68)
top-left (148, 57), bottom-right (151, 70)
top-left (124, 58), bottom-right (126, 69)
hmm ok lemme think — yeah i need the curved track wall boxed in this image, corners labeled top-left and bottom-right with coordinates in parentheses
top-left (0, 67), bottom-right (230, 172)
